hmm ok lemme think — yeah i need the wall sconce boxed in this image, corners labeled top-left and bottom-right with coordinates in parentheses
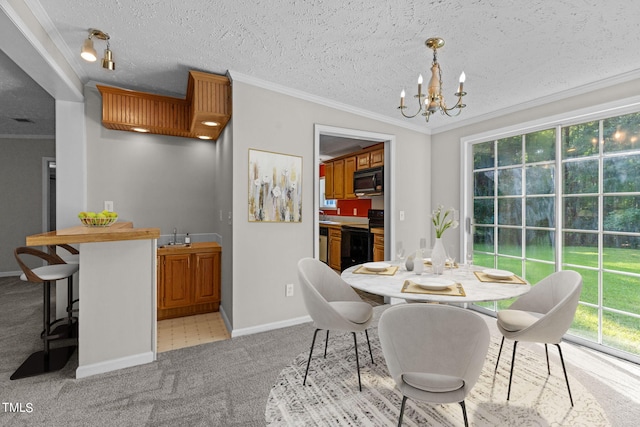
top-left (80, 29), bottom-right (115, 70)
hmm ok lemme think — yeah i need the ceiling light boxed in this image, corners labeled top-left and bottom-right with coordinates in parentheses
top-left (398, 37), bottom-right (467, 122)
top-left (197, 135), bottom-right (214, 140)
top-left (131, 127), bottom-right (149, 133)
top-left (81, 29), bottom-right (115, 70)
top-left (201, 121), bottom-right (220, 127)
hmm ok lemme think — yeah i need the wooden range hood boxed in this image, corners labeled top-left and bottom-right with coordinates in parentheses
top-left (97, 71), bottom-right (231, 141)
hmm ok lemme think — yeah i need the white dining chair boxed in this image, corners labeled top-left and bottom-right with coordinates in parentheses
top-left (297, 257), bottom-right (374, 391)
top-left (379, 304), bottom-right (490, 426)
top-left (495, 270), bottom-right (583, 406)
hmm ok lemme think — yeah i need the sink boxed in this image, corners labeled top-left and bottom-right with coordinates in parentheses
top-left (160, 243), bottom-right (190, 248)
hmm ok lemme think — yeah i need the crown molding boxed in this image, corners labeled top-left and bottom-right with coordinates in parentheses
top-left (228, 70), bottom-right (430, 136)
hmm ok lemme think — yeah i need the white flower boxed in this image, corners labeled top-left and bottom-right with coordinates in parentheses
top-left (432, 205), bottom-right (458, 238)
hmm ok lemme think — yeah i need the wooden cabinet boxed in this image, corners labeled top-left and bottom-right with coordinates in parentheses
top-left (373, 233), bottom-right (385, 262)
top-left (324, 161), bottom-right (334, 199)
top-left (157, 242), bottom-right (221, 320)
top-left (328, 227), bottom-right (342, 271)
top-left (333, 159), bottom-right (345, 199)
top-left (344, 156), bottom-right (356, 199)
top-left (356, 152), bottom-right (371, 170)
top-left (370, 148), bottom-right (384, 168)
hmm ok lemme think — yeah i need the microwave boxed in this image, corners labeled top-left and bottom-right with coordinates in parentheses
top-left (353, 166), bottom-right (383, 196)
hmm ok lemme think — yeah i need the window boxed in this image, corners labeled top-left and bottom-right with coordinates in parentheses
top-left (319, 177), bottom-right (337, 209)
top-left (466, 111), bottom-right (640, 360)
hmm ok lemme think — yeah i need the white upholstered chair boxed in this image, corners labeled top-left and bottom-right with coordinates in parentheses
top-left (297, 257), bottom-right (374, 391)
top-left (378, 304), bottom-right (490, 427)
top-left (495, 270), bottom-right (583, 406)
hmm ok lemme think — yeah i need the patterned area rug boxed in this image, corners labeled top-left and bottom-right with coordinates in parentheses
top-left (265, 328), bottom-right (610, 426)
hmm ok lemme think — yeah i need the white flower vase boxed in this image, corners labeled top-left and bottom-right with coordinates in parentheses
top-left (431, 238), bottom-right (446, 275)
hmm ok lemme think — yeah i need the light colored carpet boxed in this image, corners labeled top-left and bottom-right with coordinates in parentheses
top-left (265, 323), bottom-right (609, 426)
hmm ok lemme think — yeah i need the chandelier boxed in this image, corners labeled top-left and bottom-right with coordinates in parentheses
top-left (398, 37), bottom-right (466, 122)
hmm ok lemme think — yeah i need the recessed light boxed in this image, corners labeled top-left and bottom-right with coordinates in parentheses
top-left (198, 135), bottom-right (213, 140)
top-left (201, 121), bottom-right (219, 127)
top-left (132, 127), bottom-right (149, 133)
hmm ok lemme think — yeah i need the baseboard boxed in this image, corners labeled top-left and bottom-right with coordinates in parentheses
top-left (0, 271), bottom-right (20, 278)
top-left (219, 305), bottom-right (232, 336)
top-left (75, 351), bottom-right (154, 379)
top-left (230, 315), bottom-right (312, 338)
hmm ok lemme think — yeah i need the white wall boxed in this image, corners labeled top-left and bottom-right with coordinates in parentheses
top-left (230, 80), bottom-right (430, 331)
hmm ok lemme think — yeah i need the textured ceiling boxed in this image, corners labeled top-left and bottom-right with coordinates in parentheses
top-left (2, 0), bottom-right (640, 137)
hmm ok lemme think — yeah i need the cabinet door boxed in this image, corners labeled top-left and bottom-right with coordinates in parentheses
top-left (193, 252), bottom-right (221, 304)
top-left (373, 234), bottom-right (385, 262)
top-left (356, 153), bottom-right (370, 170)
top-left (328, 229), bottom-right (342, 270)
top-left (161, 254), bottom-right (191, 308)
top-left (333, 159), bottom-right (345, 199)
top-left (370, 149), bottom-right (384, 168)
top-left (344, 156), bottom-right (356, 199)
top-left (324, 162), bottom-right (334, 199)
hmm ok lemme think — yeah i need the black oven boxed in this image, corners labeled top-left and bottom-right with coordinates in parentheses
top-left (341, 225), bottom-right (371, 271)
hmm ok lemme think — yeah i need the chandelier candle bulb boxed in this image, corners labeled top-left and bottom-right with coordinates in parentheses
top-left (457, 71), bottom-right (466, 95)
top-left (417, 74), bottom-right (423, 97)
top-left (400, 89), bottom-right (405, 108)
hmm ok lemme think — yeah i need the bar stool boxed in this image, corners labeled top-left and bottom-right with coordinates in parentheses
top-left (48, 244), bottom-right (80, 325)
top-left (11, 247), bottom-right (79, 380)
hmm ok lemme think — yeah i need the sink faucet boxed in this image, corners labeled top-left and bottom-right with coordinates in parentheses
top-left (319, 210), bottom-right (326, 221)
top-left (172, 228), bottom-right (177, 244)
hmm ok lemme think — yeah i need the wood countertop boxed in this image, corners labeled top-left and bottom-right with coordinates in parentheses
top-left (157, 241), bottom-right (221, 255)
top-left (26, 221), bottom-right (160, 246)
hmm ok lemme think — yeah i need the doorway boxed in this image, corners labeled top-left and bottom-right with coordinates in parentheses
top-left (313, 124), bottom-right (396, 262)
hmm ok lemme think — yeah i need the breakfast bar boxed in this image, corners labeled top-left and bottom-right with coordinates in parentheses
top-left (26, 222), bottom-right (160, 378)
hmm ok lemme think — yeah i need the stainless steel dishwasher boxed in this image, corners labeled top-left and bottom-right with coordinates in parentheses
top-left (319, 227), bottom-right (328, 263)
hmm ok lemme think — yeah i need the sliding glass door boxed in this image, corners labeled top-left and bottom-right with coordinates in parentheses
top-left (465, 111), bottom-right (640, 359)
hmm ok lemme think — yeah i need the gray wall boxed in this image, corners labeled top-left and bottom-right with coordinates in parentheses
top-left (84, 88), bottom-right (218, 236)
top-left (229, 79), bottom-right (430, 331)
top-left (0, 137), bottom-right (55, 273)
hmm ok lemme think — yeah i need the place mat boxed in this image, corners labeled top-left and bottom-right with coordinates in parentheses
top-left (353, 265), bottom-right (399, 276)
top-left (423, 260), bottom-right (459, 268)
top-left (474, 271), bottom-right (527, 284)
top-left (401, 280), bottom-right (466, 296)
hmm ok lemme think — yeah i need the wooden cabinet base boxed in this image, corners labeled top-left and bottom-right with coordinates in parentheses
top-left (158, 301), bottom-right (220, 321)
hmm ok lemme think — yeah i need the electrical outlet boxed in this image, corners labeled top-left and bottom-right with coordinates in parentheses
top-left (400, 210), bottom-right (405, 221)
top-left (286, 283), bottom-right (294, 297)
top-left (353, 208), bottom-right (357, 215)
top-left (104, 201), bottom-right (114, 212)
top-left (337, 208), bottom-right (341, 215)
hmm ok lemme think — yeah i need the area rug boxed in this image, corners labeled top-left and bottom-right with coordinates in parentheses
top-left (265, 328), bottom-right (610, 426)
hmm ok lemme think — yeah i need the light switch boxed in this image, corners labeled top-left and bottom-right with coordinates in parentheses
top-left (400, 210), bottom-right (405, 221)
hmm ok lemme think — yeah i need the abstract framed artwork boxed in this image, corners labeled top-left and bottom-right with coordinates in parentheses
top-left (248, 149), bottom-right (302, 222)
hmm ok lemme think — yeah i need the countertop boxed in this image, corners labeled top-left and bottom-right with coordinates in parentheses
top-left (319, 221), bottom-right (368, 230)
top-left (26, 221), bottom-right (160, 246)
top-left (157, 241), bottom-right (221, 255)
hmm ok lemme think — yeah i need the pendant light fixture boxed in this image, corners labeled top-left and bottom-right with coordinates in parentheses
top-left (80, 29), bottom-right (115, 70)
top-left (398, 37), bottom-right (466, 122)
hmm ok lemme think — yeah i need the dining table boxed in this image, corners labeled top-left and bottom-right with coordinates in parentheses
top-left (341, 260), bottom-right (531, 304)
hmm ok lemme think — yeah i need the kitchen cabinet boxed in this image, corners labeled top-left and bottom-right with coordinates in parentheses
top-left (324, 162), bottom-right (334, 199)
top-left (328, 227), bottom-right (342, 271)
top-left (333, 159), bottom-right (345, 199)
top-left (356, 148), bottom-right (384, 170)
top-left (157, 242), bottom-right (221, 320)
top-left (373, 233), bottom-right (385, 262)
top-left (344, 156), bottom-right (356, 199)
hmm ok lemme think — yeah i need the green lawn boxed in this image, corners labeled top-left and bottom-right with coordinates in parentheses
top-left (473, 245), bottom-right (640, 356)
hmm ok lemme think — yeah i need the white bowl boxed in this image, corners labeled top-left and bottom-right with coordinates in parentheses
top-left (414, 277), bottom-right (455, 291)
top-left (483, 269), bottom-right (514, 279)
top-left (363, 262), bottom-right (390, 272)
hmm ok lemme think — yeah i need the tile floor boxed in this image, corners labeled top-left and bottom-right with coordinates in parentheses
top-left (157, 312), bottom-right (230, 353)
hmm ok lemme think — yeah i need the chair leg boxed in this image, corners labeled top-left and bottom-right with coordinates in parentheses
top-left (353, 332), bottom-right (362, 391)
top-left (324, 330), bottom-right (329, 358)
top-left (365, 329), bottom-right (374, 364)
top-left (545, 343), bottom-right (550, 374)
top-left (303, 328), bottom-right (321, 386)
top-left (555, 343), bottom-right (574, 406)
top-left (495, 336), bottom-right (505, 372)
top-left (397, 395), bottom-right (407, 427)
top-left (507, 341), bottom-right (518, 401)
top-left (459, 400), bottom-right (469, 427)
